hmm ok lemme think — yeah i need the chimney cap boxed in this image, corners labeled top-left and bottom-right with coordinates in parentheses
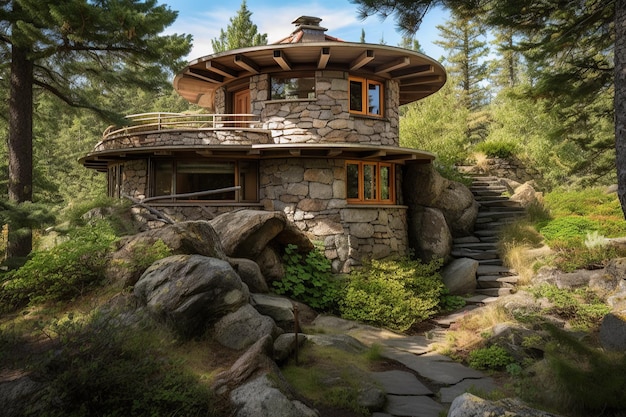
top-left (292, 16), bottom-right (323, 26)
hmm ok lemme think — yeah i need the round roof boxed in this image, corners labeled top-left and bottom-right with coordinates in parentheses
top-left (173, 17), bottom-right (446, 108)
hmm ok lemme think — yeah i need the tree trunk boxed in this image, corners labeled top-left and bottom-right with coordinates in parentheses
top-left (617, 0), bottom-right (626, 218)
top-left (7, 44), bottom-right (34, 258)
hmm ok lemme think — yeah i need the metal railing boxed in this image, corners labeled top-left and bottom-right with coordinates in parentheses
top-left (102, 112), bottom-right (262, 140)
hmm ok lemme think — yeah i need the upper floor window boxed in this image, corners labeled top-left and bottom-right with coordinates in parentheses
top-left (152, 159), bottom-right (258, 202)
top-left (349, 76), bottom-right (383, 117)
top-left (346, 161), bottom-right (394, 204)
top-left (271, 76), bottom-right (316, 100)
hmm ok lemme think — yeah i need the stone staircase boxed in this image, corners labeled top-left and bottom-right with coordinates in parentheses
top-left (452, 175), bottom-right (527, 303)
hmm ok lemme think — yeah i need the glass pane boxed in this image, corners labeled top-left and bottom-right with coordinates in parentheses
top-left (271, 77), bottom-right (316, 99)
top-left (363, 164), bottom-right (377, 200)
top-left (349, 80), bottom-right (363, 112)
top-left (380, 165), bottom-right (391, 200)
top-left (347, 163), bottom-right (360, 199)
top-left (368, 82), bottom-right (381, 115)
top-left (176, 161), bottom-right (235, 200)
top-left (154, 161), bottom-right (173, 196)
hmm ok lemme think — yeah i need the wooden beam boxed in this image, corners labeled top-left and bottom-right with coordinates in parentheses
top-left (401, 85), bottom-right (436, 93)
top-left (289, 149), bottom-right (301, 156)
top-left (375, 56), bottom-right (410, 74)
top-left (391, 64), bottom-right (433, 79)
top-left (318, 47), bottom-right (330, 69)
top-left (362, 150), bottom-right (386, 159)
top-left (273, 50), bottom-right (292, 70)
top-left (326, 149), bottom-right (342, 157)
top-left (400, 75), bottom-right (444, 86)
top-left (350, 50), bottom-right (374, 71)
top-left (186, 68), bottom-right (224, 83)
top-left (234, 54), bottom-right (260, 74)
top-left (196, 150), bottom-right (213, 156)
top-left (205, 60), bottom-right (238, 78)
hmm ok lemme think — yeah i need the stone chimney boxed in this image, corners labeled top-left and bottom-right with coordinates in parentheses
top-left (291, 16), bottom-right (328, 42)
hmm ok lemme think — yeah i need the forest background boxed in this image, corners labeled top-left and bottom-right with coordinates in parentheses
top-left (0, 0), bottom-right (620, 259)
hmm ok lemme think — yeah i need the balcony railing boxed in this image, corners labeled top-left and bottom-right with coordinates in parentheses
top-left (102, 112), bottom-right (262, 141)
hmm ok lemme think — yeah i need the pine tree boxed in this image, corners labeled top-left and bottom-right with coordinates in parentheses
top-left (399, 36), bottom-right (424, 52)
top-left (435, 12), bottom-right (491, 143)
top-left (0, 0), bottom-right (192, 259)
top-left (211, 1), bottom-right (268, 53)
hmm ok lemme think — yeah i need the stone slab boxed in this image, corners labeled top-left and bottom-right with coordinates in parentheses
top-left (431, 305), bottom-right (479, 327)
top-left (382, 350), bottom-right (485, 385)
top-left (379, 334), bottom-right (432, 355)
top-left (384, 394), bottom-right (444, 417)
top-left (439, 377), bottom-right (498, 403)
top-left (371, 370), bottom-right (433, 395)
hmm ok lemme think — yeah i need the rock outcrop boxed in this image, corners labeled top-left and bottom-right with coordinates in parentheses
top-left (134, 254), bottom-right (249, 337)
top-left (449, 393), bottom-right (564, 417)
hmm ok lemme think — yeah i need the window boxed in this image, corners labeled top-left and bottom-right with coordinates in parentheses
top-left (271, 76), bottom-right (316, 100)
top-left (151, 159), bottom-right (258, 202)
top-left (107, 163), bottom-right (124, 198)
top-left (349, 76), bottom-right (383, 117)
top-left (346, 161), bottom-right (394, 204)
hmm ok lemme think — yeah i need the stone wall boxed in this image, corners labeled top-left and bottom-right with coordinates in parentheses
top-left (120, 160), bottom-right (148, 200)
top-left (260, 157), bottom-right (408, 272)
top-left (95, 130), bottom-right (270, 152)
top-left (471, 157), bottom-right (542, 185)
top-left (249, 71), bottom-right (400, 146)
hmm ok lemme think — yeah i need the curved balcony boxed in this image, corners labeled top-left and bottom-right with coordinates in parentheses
top-left (94, 112), bottom-right (271, 153)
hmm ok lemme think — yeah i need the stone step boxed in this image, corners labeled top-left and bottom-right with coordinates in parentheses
top-left (453, 236), bottom-right (481, 244)
top-left (477, 236), bottom-right (500, 243)
top-left (476, 287), bottom-right (515, 297)
top-left (451, 249), bottom-right (499, 260)
top-left (474, 219), bottom-right (518, 229)
top-left (477, 259), bottom-right (503, 266)
top-left (453, 242), bottom-right (498, 250)
top-left (464, 294), bottom-right (499, 305)
top-left (478, 199), bottom-right (522, 207)
top-left (474, 230), bottom-right (500, 237)
top-left (477, 265), bottom-right (516, 276)
top-left (477, 275), bottom-right (519, 288)
top-left (480, 206), bottom-right (526, 213)
top-left (477, 210), bottom-right (526, 219)
top-left (472, 189), bottom-right (508, 197)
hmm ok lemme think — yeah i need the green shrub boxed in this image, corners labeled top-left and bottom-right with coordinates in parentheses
top-left (29, 313), bottom-right (221, 417)
top-left (529, 284), bottom-right (610, 330)
top-left (539, 216), bottom-right (596, 245)
top-left (272, 243), bottom-right (340, 311)
top-left (0, 221), bottom-right (117, 311)
top-left (339, 257), bottom-right (444, 332)
top-left (474, 140), bottom-right (519, 159)
top-left (468, 345), bottom-right (515, 370)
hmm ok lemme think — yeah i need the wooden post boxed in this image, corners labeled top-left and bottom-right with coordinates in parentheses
top-left (293, 303), bottom-right (299, 366)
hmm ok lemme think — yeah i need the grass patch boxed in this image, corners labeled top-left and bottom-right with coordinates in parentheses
top-left (281, 343), bottom-right (384, 415)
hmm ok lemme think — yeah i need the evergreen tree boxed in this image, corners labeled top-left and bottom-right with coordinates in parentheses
top-left (211, 1), bottom-right (268, 53)
top-left (489, 27), bottom-right (523, 89)
top-left (360, 28), bottom-right (366, 43)
top-left (435, 12), bottom-right (491, 143)
top-left (399, 36), bottom-right (424, 52)
top-left (0, 0), bottom-right (192, 258)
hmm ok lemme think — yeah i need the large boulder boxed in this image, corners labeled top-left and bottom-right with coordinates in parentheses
top-left (448, 393), bottom-right (563, 417)
top-left (230, 375), bottom-right (319, 417)
top-left (441, 258), bottom-right (478, 295)
top-left (403, 163), bottom-right (449, 206)
top-left (229, 257), bottom-right (269, 293)
top-left (510, 182), bottom-right (542, 208)
top-left (133, 254), bottom-right (249, 337)
top-left (437, 182), bottom-right (479, 237)
top-left (108, 221), bottom-right (226, 286)
top-left (214, 304), bottom-right (282, 350)
top-left (209, 210), bottom-right (313, 260)
top-left (251, 293), bottom-right (295, 330)
top-left (407, 206), bottom-right (453, 262)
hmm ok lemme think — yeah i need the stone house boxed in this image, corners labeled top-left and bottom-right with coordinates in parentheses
top-left (81, 16), bottom-right (448, 272)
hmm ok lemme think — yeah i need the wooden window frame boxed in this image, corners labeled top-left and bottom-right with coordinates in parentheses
top-left (150, 158), bottom-right (258, 203)
top-left (346, 160), bottom-right (395, 204)
top-left (349, 76), bottom-right (384, 117)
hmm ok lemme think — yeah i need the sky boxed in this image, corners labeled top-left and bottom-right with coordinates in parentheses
top-left (163, 0), bottom-right (449, 62)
